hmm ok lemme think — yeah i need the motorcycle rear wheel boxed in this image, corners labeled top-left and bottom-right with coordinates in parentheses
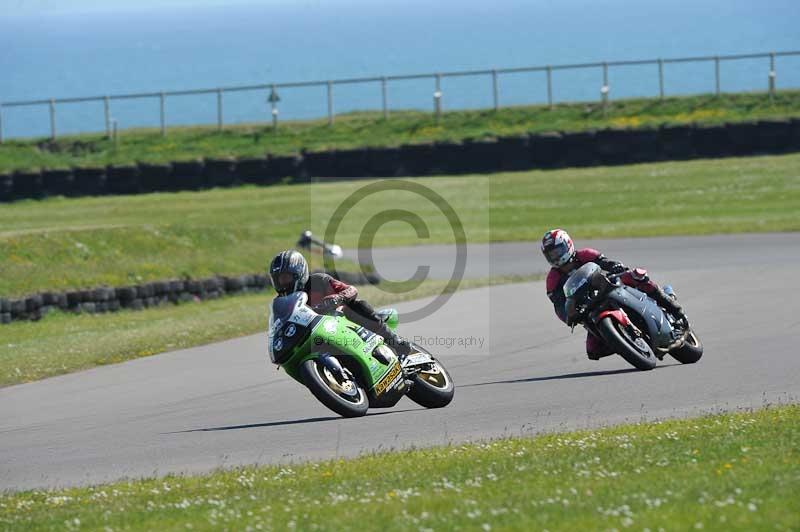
top-left (670, 329), bottom-right (704, 364)
top-left (406, 359), bottom-right (455, 408)
top-left (597, 317), bottom-right (657, 371)
top-left (300, 358), bottom-right (368, 418)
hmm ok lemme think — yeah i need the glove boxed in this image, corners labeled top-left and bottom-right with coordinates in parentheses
top-left (314, 297), bottom-right (341, 314)
top-left (566, 307), bottom-right (584, 327)
top-left (608, 263), bottom-right (627, 274)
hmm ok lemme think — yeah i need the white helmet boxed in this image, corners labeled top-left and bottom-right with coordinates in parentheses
top-left (541, 229), bottom-right (575, 267)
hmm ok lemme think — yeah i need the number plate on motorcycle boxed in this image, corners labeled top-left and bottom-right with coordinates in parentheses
top-left (402, 352), bottom-right (433, 367)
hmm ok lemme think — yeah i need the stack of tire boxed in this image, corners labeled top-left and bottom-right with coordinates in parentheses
top-left (2, 118), bottom-right (799, 203)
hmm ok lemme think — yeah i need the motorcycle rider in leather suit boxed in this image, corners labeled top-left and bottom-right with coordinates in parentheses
top-left (541, 229), bottom-right (685, 359)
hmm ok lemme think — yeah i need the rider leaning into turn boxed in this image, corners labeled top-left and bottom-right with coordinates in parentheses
top-left (541, 229), bottom-right (685, 359)
top-left (268, 249), bottom-right (412, 357)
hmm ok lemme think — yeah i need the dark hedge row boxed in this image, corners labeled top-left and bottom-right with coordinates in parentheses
top-left (2, 119), bottom-right (799, 202)
top-left (0, 269), bottom-right (379, 324)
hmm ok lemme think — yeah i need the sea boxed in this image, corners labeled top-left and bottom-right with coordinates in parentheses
top-left (1, 0), bottom-right (799, 138)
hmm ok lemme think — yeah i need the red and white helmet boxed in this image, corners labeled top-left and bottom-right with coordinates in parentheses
top-left (541, 229), bottom-right (575, 267)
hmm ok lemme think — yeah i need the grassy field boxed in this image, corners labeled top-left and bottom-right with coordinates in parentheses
top-left (1, 91), bottom-right (799, 172)
top-left (1, 405), bottom-right (797, 530)
top-left (0, 275), bottom-right (532, 388)
top-left (1, 153), bottom-right (798, 297)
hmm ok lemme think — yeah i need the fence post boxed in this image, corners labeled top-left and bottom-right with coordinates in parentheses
top-left (269, 84), bottom-right (279, 133)
top-left (381, 77), bottom-right (388, 120)
top-left (433, 74), bottom-right (442, 123)
top-left (546, 66), bottom-right (553, 110)
top-left (49, 99), bottom-right (56, 140)
top-left (601, 63), bottom-right (609, 114)
top-left (104, 96), bottom-right (111, 138)
top-left (658, 59), bottom-right (664, 99)
top-left (216, 89), bottom-right (223, 131)
top-left (714, 56), bottom-right (720, 96)
top-left (0, 104), bottom-right (4, 144)
top-left (492, 69), bottom-right (499, 111)
top-left (159, 92), bottom-right (166, 137)
top-left (327, 81), bottom-right (334, 126)
top-left (112, 119), bottom-right (118, 148)
top-left (769, 52), bottom-right (776, 100)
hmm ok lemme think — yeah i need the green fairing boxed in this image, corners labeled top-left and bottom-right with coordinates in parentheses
top-left (280, 314), bottom-right (396, 392)
top-left (269, 293), bottom-right (453, 417)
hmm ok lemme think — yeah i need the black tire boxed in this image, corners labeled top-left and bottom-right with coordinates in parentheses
top-left (406, 359), bottom-right (455, 408)
top-left (597, 317), bottom-right (657, 371)
top-left (299, 359), bottom-right (368, 418)
top-left (670, 329), bottom-right (704, 364)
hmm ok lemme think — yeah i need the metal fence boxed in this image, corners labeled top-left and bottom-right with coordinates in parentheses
top-left (1, 50), bottom-right (798, 142)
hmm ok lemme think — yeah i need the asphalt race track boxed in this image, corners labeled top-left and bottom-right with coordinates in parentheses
top-left (2, 234), bottom-right (799, 491)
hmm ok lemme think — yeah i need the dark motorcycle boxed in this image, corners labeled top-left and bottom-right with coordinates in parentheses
top-left (564, 262), bottom-right (703, 371)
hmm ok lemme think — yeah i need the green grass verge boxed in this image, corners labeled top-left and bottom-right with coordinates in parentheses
top-left (1, 153), bottom-right (799, 298)
top-left (1, 91), bottom-right (799, 172)
top-left (2, 405), bottom-right (797, 530)
top-left (0, 275), bottom-right (533, 388)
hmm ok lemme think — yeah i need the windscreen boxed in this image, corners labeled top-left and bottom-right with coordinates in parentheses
top-left (563, 262), bottom-right (600, 299)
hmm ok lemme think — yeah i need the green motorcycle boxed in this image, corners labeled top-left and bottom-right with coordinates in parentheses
top-left (268, 292), bottom-right (455, 418)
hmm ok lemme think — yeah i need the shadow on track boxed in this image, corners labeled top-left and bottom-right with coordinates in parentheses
top-left (463, 364), bottom-right (679, 388)
top-left (168, 408), bottom-right (421, 434)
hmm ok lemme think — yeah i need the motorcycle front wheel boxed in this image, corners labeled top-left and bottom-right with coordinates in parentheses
top-left (300, 358), bottom-right (369, 418)
top-left (597, 317), bottom-right (657, 371)
top-left (406, 359), bottom-right (455, 408)
top-left (670, 329), bottom-right (704, 364)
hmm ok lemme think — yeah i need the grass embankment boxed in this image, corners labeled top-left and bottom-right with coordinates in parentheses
top-left (1, 405), bottom-right (797, 530)
top-left (1, 153), bottom-right (799, 298)
top-left (1, 91), bottom-right (799, 172)
top-left (0, 275), bottom-right (533, 387)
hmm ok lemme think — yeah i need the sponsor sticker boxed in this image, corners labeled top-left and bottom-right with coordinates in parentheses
top-left (374, 363), bottom-right (402, 396)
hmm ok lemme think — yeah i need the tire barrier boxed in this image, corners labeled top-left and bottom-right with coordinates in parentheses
top-left (0, 173), bottom-right (13, 202)
top-left (266, 154), bottom-right (304, 184)
top-left (367, 146), bottom-right (405, 177)
top-left (332, 148), bottom-right (370, 179)
top-left (203, 157), bottom-right (239, 188)
top-left (496, 135), bottom-right (532, 171)
top-left (399, 142), bottom-right (437, 176)
top-left (106, 164), bottom-right (141, 195)
top-left (0, 269), bottom-right (379, 324)
top-left (171, 159), bottom-right (206, 191)
top-left (658, 125), bottom-right (695, 160)
top-left (138, 163), bottom-right (173, 193)
top-left (11, 170), bottom-right (44, 200)
top-left (2, 120), bottom-right (800, 204)
top-left (236, 156), bottom-right (270, 185)
top-left (73, 167), bottom-right (107, 196)
top-left (530, 132), bottom-right (564, 168)
top-left (562, 130), bottom-right (598, 167)
top-left (41, 168), bottom-right (75, 197)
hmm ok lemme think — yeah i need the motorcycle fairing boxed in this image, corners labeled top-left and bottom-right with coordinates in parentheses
top-left (596, 308), bottom-right (631, 326)
top-left (604, 285), bottom-right (674, 348)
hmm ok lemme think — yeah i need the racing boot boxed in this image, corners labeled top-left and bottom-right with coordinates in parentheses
top-left (348, 298), bottom-right (413, 359)
top-left (379, 325), bottom-right (413, 359)
top-left (651, 286), bottom-right (685, 322)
